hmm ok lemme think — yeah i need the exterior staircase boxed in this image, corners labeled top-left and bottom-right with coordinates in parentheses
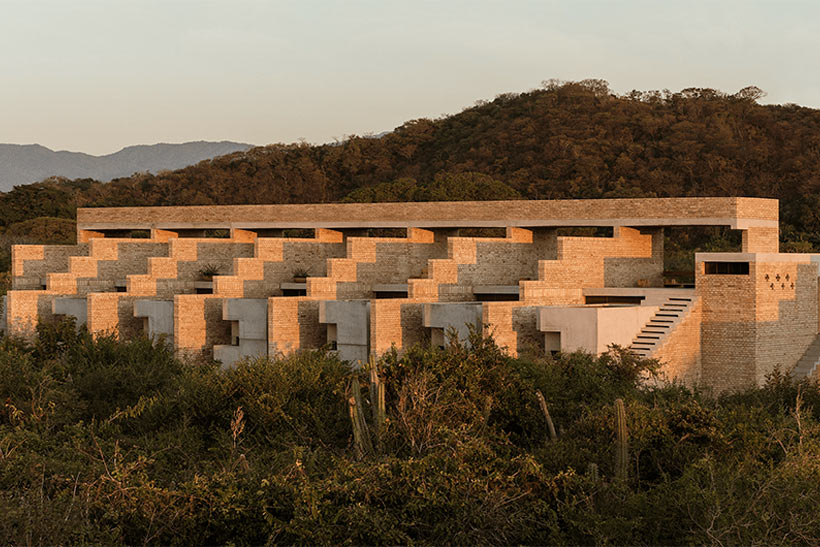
top-left (792, 335), bottom-right (820, 380)
top-left (629, 296), bottom-right (697, 358)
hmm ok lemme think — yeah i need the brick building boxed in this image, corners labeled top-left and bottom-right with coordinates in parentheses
top-left (3, 197), bottom-right (816, 392)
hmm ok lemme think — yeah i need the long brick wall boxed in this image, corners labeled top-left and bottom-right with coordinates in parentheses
top-left (76, 197), bottom-right (778, 231)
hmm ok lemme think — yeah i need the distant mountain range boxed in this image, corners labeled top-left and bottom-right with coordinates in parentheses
top-left (0, 141), bottom-right (252, 191)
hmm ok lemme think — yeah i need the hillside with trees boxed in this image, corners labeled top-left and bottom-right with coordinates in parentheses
top-left (2, 322), bottom-right (820, 544)
top-left (2, 80), bottom-right (820, 246)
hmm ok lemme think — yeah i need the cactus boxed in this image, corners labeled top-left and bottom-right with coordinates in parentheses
top-left (535, 390), bottom-right (558, 442)
top-left (614, 398), bottom-right (629, 482)
top-left (347, 355), bottom-right (386, 458)
top-left (368, 355), bottom-right (386, 444)
top-left (586, 462), bottom-right (600, 483)
top-left (348, 377), bottom-right (374, 458)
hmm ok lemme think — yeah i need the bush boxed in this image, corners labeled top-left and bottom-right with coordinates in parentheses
top-left (2, 320), bottom-right (820, 544)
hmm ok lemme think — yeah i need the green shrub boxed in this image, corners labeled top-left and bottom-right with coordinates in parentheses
top-left (1, 319), bottom-right (820, 544)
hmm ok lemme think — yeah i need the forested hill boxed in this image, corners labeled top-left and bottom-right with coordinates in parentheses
top-left (3, 80), bottom-right (820, 244)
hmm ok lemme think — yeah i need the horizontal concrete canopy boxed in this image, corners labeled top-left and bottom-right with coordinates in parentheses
top-left (77, 197), bottom-right (778, 232)
top-left (696, 252), bottom-right (820, 263)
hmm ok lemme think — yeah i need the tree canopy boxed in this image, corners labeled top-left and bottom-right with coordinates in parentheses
top-left (2, 80), bottom-right (820, 245)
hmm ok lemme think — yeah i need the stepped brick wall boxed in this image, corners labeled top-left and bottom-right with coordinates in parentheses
top-left (213, 229), bottom-right (346, 298)
top-left (520, 227), bottom-right (663, 305)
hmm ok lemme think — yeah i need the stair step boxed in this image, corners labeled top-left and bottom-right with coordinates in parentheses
top-left (626, 296), bottom-right (698, 359)
top-left (793, 334), bottom-right (820, 379)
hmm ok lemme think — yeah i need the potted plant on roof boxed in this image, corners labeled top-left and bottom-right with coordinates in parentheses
top-left (292, 267), bottom-right (310, 283)
top-left (199, 263), bottom-right (221, 281)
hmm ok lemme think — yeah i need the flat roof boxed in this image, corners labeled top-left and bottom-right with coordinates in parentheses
top-left (77, 197), bottom-right (778, 232)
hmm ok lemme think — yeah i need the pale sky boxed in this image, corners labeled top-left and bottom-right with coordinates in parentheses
top-left (1, 0), bottom-right (818, 155)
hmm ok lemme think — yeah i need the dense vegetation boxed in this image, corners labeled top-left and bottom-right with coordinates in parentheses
top-left (2, 321), bottom-right (820, 544)
top-left (2, 80), bottom-right (820, 248)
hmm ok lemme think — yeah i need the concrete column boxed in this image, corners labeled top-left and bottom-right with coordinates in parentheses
top-left (213, 298), bottom-right (267, 367)
top-left (52, 297), bottom-right (88, 327)
top-left (134, 299), bottom-right (174, 345)
top-left (319, 300), bottom-right (370, 365)
top-left (423, 302), bottom-right (483, 347)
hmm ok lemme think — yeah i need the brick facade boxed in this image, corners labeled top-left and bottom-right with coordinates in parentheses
top-left (7, 197), bottom-right (811, 392)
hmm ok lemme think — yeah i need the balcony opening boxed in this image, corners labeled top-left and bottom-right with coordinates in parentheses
top-left (705, 261), bottom-right (750, 275)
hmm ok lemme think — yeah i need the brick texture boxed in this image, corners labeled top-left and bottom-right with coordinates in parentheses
top-left (77, 197), bottom-right (778, 229)
top-left (521, 227), bottom-right (663, 304)
top-left (10, 198), bottom-right (813, 396)
top-left (698, 257), bottom-right (818, 391)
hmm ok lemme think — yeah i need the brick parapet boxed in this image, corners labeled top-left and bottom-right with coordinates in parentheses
top-left (174, 294), bottom-right (231, 359)
top-left (370, 298), bottom-right (426, 355)
top-left (407, 228), bottom-right (558, 301)
top-left (12, 244), bottom-right (88, 288)
top-left (46, 239), bottom-right (169, 295)
top-left (267, 297), bottom-right (325, 357)
top-left (307, 228), bottom-right (443, 300)
top-left (127, 239), bottom-right (253, 297)
top-left (742, 226), bottom-right (780, 253)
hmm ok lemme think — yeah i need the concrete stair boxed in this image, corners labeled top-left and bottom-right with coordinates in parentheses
top-left (629, 296), bottom-right (696, 358)
top-left (793, 335), bottom-right (820, 380)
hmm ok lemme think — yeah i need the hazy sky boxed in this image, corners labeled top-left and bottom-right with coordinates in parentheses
top-left (1, 0), bottom-right (818, 155)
